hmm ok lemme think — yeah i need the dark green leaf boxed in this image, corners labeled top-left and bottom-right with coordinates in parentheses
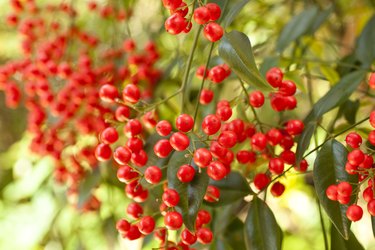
top-left (355, 14), bottom-right (375, 67)
top-left (226, 218), bottom-right (247, 250)
top-left (339, 99), bottom-right (360, 125)
top-left (330, 225), bottom-right (364, 250)
top-left (210, 238), bottom-right (234, 250)
top-left (276, 6), bottom-right (319, 52)
top-left (213, 200), bottom-right (245, 234)
top-left (295, 121), bottom-right (317, 164)
top-left (221, 0), bottom-right (249, 28)
top-left (206, 171), bottom-right (252, 207)
top-left (78, 167), bottom-right (101, 208)
top-left (313, 139), bottom-right (358, 239)
top-left (244, 196), bottom-right (283, 250)
top-left (218, 31), bottom-right (271, 91)
top-left (372, 216), bottom-right (375, 238)
top-left (167, 151), bottom-right (209, 231)
top-left (309, 5), bottom-right (333, 34)
top-left (296, 70), bottom-right (366, 162)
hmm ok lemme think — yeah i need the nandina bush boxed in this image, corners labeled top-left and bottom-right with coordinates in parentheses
top-left (0, 0), bottom-right (375, 249)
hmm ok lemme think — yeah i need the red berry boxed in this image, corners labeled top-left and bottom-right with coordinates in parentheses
top-left (337, 182), bottom-right (352, 197)
top-left (280, 135), bottom-right (294, 150)
top-left (370, 111), bottom-right (375, 128)
top-left (144, 166), bottom-right (162, 184)
top-left (345, 132), bottom-right (362, 148)
top-left (359, 154), bottom-right (373, 169)
top-left (286, 120), bottom-right (304, 135)
top-left (154, 139), bottom-right (173, 158)
top-left (126, 137), bottom-right (143, 153)
top-left (279, 80), bottom-right (296, 96)
top-left (177, 164), bottom-right (196, 182)
top-left (295, 159), bottom-right (309, 172)
top-left (369, 73), bottom-right (375, 89)
top-left (100, 127), bottom-right (118, 144)
top-left (216, 106), bottom-right (232, 121)
top-left (194, 148), bottom-right (212, 168)
top-left (117, 165), bottom-right (139, 183)
top-left (170, 2), bottom-right (188, 17)
top-left (131, 150), bottom-right (148, 167)
top-left (200, 89), bottom-right (214, 105)
top-left (270, 93), bottom-right (287, 112)
top-left (266, 67), bottom-right (283, 88)
top-left (114, 146), bottom-right (132, 165)
top-left (249, 91), bottom-right (265, 108)
top-left (253, 173), bottom-right (270, 190)
top-left (181, 229), bottom-right (197, 245)
top-left (368, 199), bottom-right (375, 216)
top-left (127, 202), bottom-right (143, 219)
top-left (164, 211), bottom-right (183, 230)
top-left (204, 185), bottom-right (220, 202)
top-left (196, 66), bottom-right (209, 79)
top-left (338, 194), bottom-right (350, 205)
top-left (208, 65), bottom-right (227, 83)
top-left (193, 6), bottom-right (210, 24)
top-left (162, 0), bottom-right (182, 9)
top-left (95, 143), bottom-right (112, 161)
top-left (268, 158), bottom-right (284, 175)
top-left (123, 225), bottom-right (142, 240)
top-left (197, 209), bottom-right (211, 224)
top-left (206, 3), bottom-right (221, 21)
top-left (176, 114), bottom-right (194, 132)
top-left (138, 216), bottom-right (155, 235)
top-left (218, 131), bottom-right (237, 148)
top-left (123, 83), bottom-right (140, 104)
top-left (346, 205), bottom-right (363, 222)
top-left (368, 130), bottom-right (375, 145)
top-left (326, 185), bottom-right (338, 201)
top-left (99, 84), bottom-right (118, 103)
top-left (156, 120), bottom-right (172, 136)
top-left (363, 186), bottom-right (374, 202)
top-left (197, 228), bottom-right (213, 244)
top-left (169, 132), bottom-right (190, 151)
top-left (271, 182), bottom-right (285, 197)
top-left (280, 150), bottom-right (296, 165)
top-left (162, 188), bottom-right (180, 207)
top-left (165, 13), bottom-right (187, 35)
top-left (203, 22), bottom-right (224, 42)
top-left (266, 128), bottom-right (283, 146)
top-left (115, 106), bottom-right (131, 122)
top-left (347, 149), bottom-right (365, 166)
top-left (202, 114), bottom-right (221, 135)
top-left (236, 150), bottom-right (256, 164)
top-left (124, 119), bottom-right (143, 137)
top-left (207, 161), bottom-right (227, 181)
top-left (116, 219), bottom-right (130, 233)
top-left (251, 133), bottom-right (267, 151)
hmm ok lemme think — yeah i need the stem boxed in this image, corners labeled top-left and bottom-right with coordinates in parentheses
top-left (317, 199), bottom-right (329, 250)
top-left (181, 25), bottom-right (202, 113)
top-left (193, 42), bottom-right (215, 125)
top-left (303, 116), bottom-right (370, 159)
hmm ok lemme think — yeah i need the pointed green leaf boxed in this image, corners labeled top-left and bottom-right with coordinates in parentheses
top-left (218, 31), bottom-right (271, 91)
top-left (276, 7), bottom-right (319, 52)
top-left (339, 99), bottom-right (360, 125)
top-left (355, 14), bottom-right (375, 67)
top-left (330, 225), bottom-right (364, 250)
top-left (296, 70), bottom-right (366, 163)
top-left (313, 139), bottom-right (358, 239)
top-left (244, 196), bottom-right (283, 250)
top-left (205, 171), bottom-right (252, 207)
top-left (372, 216), bottom-right (375, 238)
top-left (221, 0), bottom-right (249, 28)
top-left (167, 151), bottom-right (209, 231)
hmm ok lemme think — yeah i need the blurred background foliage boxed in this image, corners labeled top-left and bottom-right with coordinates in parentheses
top-left (0, 0), bottom-right (375, 249)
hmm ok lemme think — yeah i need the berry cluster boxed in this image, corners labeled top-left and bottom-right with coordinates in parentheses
top-left (0, 0), bottom-right (159, 211)
top-left (163, 0), bottom-right (224, 42)
top-left (326, 111), bottom-right (375, 222)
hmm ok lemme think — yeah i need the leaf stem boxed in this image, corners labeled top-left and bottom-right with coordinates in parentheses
top-left (317, 199), bottom-right (329, 250)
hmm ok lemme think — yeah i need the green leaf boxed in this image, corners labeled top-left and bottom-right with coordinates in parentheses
top-left (206, 171), bottom-right (252, 207)
top-left (210, 238), bottom-right (234, 250)
top-left (320, 65), bottom-right (340, 84)
top-left (313, 139), bottom-right (358, 239)
top-left (355, 14), bottom-right (375, 67)
top-left (296, 70), bottom-right (366, 163)
top-left (309, 5), bottom-right (333, 34)
top-left (339, 99), bottom-right (360, 125)
top-left (218, 31), bottom-right (271, 91)
top-left (372, 216), bottom-right (375, 238)
top-left (244, 196), bottom-right (283, 250)
top-left (221, 0), bottom-right (249, 28)
top-left (276, 6), bottom-right (319, 52)
top-left (167, 151), bottom-right (209, 231)
top-left (330, 225), bottom-right (364, 250)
